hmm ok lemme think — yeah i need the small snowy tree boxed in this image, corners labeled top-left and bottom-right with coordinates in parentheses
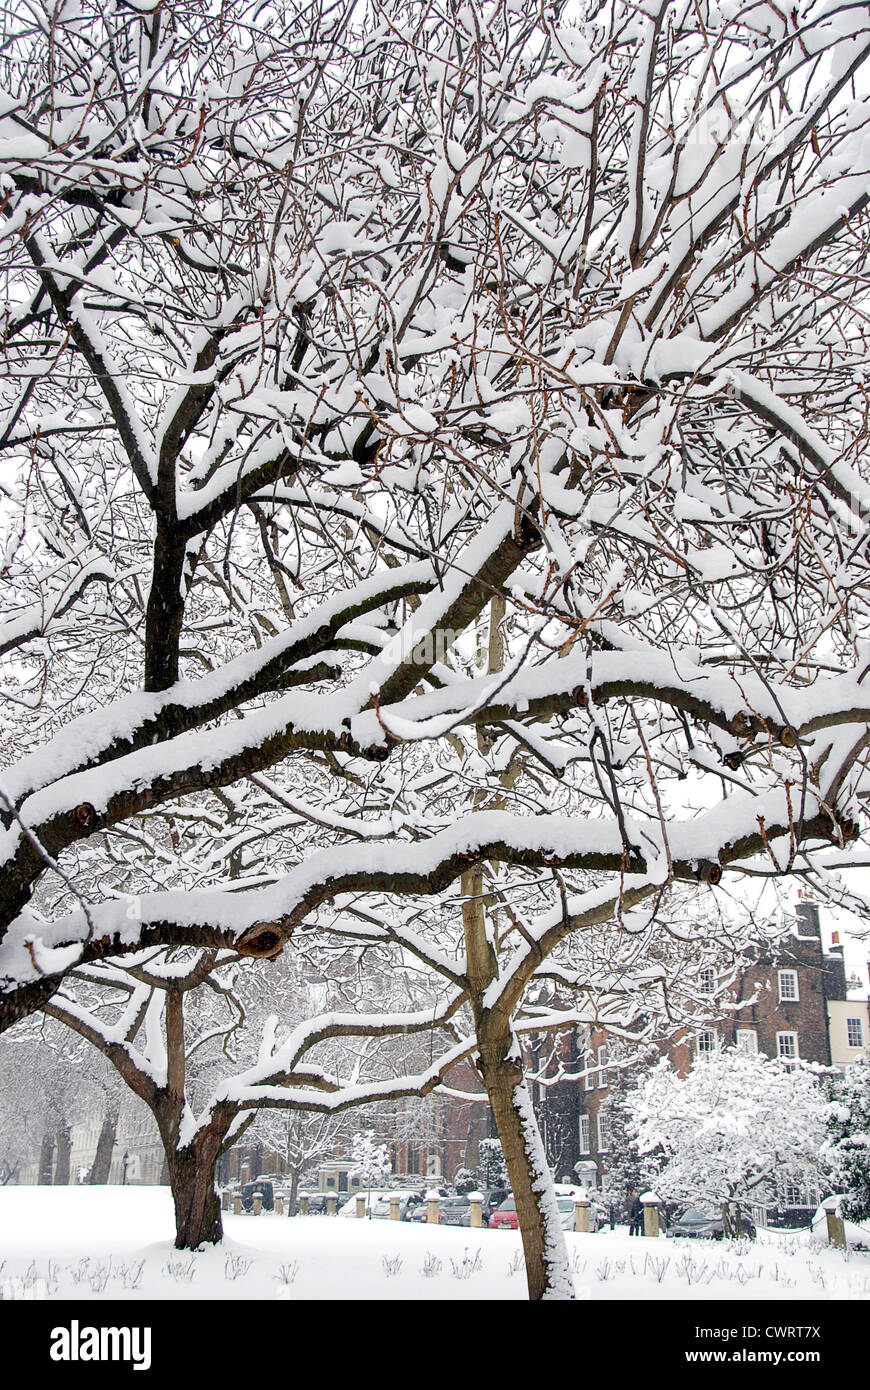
top-left (822, 1059), bottom-right (870, 1221)
top-left (350, 1130), bottom-right (392, 1212)
top-left (478, 1137), bottom-right (509, 1191)
top-left (630, 1050), bottom-right (828, 1234)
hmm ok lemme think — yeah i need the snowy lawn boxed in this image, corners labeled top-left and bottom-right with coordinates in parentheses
top-left (1, 1187), bottom-right (869, 1300)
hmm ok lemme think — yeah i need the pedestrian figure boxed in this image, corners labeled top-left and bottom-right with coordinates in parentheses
top-left (629, 1189), bottom-right (643, 1236)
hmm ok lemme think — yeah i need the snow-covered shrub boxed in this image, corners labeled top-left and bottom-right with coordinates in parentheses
top-left (628, 1049), bottom-right (828, 1216)
top-left (822, 1058), bottom-right (870, 1220)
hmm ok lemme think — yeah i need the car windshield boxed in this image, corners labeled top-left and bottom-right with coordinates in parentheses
top-left (497, 1198), bottom-right (516, 1212)
top-left (679, 1207), bottom-right (716, 1221)
top-left (556, 1199), bottom-right (576, 1211)
top-left (441, 1198), bottom-right (468, 1207)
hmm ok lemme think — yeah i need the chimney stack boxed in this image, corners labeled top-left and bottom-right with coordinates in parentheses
top-left (795, 899), bottom-right (820, 938)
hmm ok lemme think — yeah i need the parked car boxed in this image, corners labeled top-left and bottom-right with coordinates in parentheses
top-left (555, 1195), bottom-right (610, 1231)
top-left (337, 1189), bottom-right (426, 1219)
top-left (303, 1192), bottom-right (331, 1214)
top-left (489, 1190), bottom-right (611, 1232)
top-left (666, 1205), bottom-right (756, 1240)
top-left (489, 1195), bottom-right (519, 1229)
top-left (437, 1196), bottom-right (473, 1226)
top-left (407, 1190), bottom-right (473, 1224)
top-left (240, 1180), bottom-right (275, 1212)
top-left (482, 1188), bottom-right (509, 1225)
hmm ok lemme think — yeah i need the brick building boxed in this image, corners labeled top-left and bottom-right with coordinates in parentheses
top-left (534, 898), bottom-right (870, 1192)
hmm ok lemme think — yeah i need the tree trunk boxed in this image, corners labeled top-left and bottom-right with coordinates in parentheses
top-left (167, 1141), bottom-right (223, 1250)
top-left (38, 1132), bottom-right (54, 1185)
top-left (479, 1031), bottom-right (574, 1301)
top-left (287, 1168), bottom-right (300, 1216)
top-left (88, 1106), bottom-right (119, 1184)
top-left (720, 1201), bottom-right (733, 1238)
top-left (54, 1123), bottom-right (71, 1185)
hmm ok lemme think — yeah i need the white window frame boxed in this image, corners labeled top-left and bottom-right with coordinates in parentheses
top-left (783, 1179), bottom-right (806, 1208)
top-left (699, 967), bottom-right (715, 995)
top-left (736, 1029), bottom-right (758, 1054)
top-left (697, 1028), bottom-right (717, 1056)
top-left (582, 1052), bottom-right (594, 1091)
top-left (778, 969), bottom-right (799, 1002)
top-left (847, 1017), bottom-right (865, 1049)
top-left (776, 1031), bottom-right (798, 1060)
top-left (597, 1112), bottom-right (610, 1151)
top-left (597, 1045), bottom-right (608, 1087)
top-left (579, 1114), bottom-right (590, 1154)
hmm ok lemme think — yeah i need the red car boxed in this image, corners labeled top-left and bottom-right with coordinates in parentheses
top-left (489, 1196), bottom-right (519, 1229)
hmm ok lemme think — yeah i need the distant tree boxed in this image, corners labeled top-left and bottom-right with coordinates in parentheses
top-left (40, 948), bottom-right (455, 1247)
top-left (351, 1130), bottom-right (392, 1211)
top-left (250, 1106), bottom-right (356, 1216)
top-left (822, 1058), bottom-right (870, 1221)
top-left (596, 1057), bottom-right (656, 1212)
top-left (630, 1050), bottom-right (829, 1234)
top-left (478, 1137), bottom-right (508, 1191)
top-left (453, 1167), bottom-right (476, 1195)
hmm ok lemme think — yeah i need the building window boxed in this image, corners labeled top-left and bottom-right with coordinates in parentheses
top-left (777, 1032), bottom-right (798, 1060)
top-left (847, 1017), bottom-right (865, 1049)
top-left (597, 1045), bottom-right (608, 1087)
top-left (579, 1114), bottom-right (590, 1154)
top-left (697, 1029), bottom-right (717, 1056)
top-left (736, 1029), bottom-right (758, 1053)
top-left (582, 1052), bottom-right (594, 1091)
top-left (597, 1113), bottom-right (609, 1151)
top-left (778, 970), bottom-right (799, 1002)
top-left (699, 967), bottom-right (715, 995)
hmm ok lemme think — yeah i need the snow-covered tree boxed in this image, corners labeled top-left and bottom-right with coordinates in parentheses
top-left (38, 946), bottom-right (457, 1247)
top-left (595, 1056), bottom-right (656, 1211)
top-left (248, 1106), bottom-right (356, 1216)
top-left (2, 0), bottom-right (870, 1299)
top-left (629, 1049), bottom-right (829, 1232)
top-left (350, 1129), bottom-right (392, 1210)
top-left (453, 1166), bottom-right (476, 1194)
top-left (477, 1137), bottom-right (508, 1190)
top-left (822, 1058), bottom-right (870, 1221)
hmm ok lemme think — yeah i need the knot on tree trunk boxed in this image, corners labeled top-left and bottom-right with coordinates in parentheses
top-left (236, 922), bottom-right (284, 958)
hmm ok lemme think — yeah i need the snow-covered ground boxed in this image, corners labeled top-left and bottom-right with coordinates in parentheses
top-left (0, 1187), bottom-right (868, 1301)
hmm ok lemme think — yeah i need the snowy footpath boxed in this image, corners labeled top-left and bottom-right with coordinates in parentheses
top-left (0, 1187), bottom-right (868, 1301)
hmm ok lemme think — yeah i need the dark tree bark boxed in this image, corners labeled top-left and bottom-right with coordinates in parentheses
top-left (38, 1132), bottom-right (55, 1185)
top-left (165, 1139), bottom-right (223, 1250)
top-left (143, 526), bottom-right (188, 692)
top-left (54, 1123), bottom-right (71, 1185)
top-left (88, 1106), bottom-right (119, 1184)
top-left (287, 1168), bottom-right (300, 1216)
